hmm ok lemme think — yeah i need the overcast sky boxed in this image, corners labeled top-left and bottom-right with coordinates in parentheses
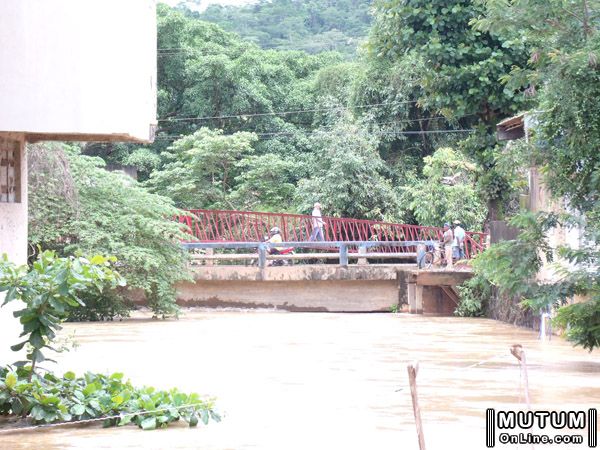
top-left (159, 0), bottom-right (255, 12)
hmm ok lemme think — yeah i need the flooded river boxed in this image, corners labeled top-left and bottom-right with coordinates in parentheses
top-left (1, 310), bottom-right (599, 449)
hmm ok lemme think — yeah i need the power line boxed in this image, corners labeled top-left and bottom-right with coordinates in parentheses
top-left (157, 101), bottom-right (418, 123)
top-left (152, 115), bottom-right (468, 139)
top-left (158, 114), bottom-right (451, 131)
top-left (152, 128), bottom-right (476, 142)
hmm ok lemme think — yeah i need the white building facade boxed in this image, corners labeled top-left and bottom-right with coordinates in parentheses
top-left (0, 0), bottom-right (157, 359)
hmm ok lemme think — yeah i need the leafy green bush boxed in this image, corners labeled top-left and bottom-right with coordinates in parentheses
top-left (0, 251), bottom-right (219, 430)
top-left (0, 251), bottom-right (123, 375)
top-left (28, 143), bottom-right (190, 319)
top-left (67, 290), bottom-right (132, 322)
top-left (455, 274), bottom-right (492, 317)
top-left (123, 148), bottom-right (161, 182)
top-left (401, 147), bottom-right (486, 230)
top-left (554, 299), bottom-right (600, 352)
top-left (0, 367), bottom-right (219, 430)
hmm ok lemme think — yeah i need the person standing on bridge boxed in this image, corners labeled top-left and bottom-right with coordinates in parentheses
top-left (453, 220), bottom-right (466, 259)
top-left (442, 223), bottom-right (454, 270)
top-left (309, 202), bottom-right (325, 241)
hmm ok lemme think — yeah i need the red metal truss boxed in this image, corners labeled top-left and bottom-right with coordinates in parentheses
top-left (177, 209), bottom-right (487, 258)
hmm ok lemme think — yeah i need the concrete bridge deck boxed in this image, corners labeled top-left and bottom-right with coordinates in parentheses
top-left (176, 264), bottom-right (472, 315)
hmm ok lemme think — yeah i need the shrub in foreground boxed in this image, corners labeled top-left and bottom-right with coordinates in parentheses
top-left (0, 367), bottom-right (219, 430)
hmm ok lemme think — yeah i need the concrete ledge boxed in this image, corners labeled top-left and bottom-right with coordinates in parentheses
top-left (190, 264), bottom-right (414, 282)
top-left (414, 269), bottom-right (473, 286)
top-left (176, 279), bottom-right (399, 312)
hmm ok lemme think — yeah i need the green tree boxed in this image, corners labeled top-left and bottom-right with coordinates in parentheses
top-left (368, 0), bottom-right (530, 222)
top-left (123, 148), bottom-right (161, 182)
top-left (296, 117), bottom-right (400, 220)
top-left (369, 0), bottom-right (527, 120)
top-left (229, 153), bottom-right (297, 211)
top-left (401, 147), bottom-right (486, 229)
top-left (28, 144), bottom-right (189, 318)
top-left (146, 128), bottom-right (257, 209)
top-left (469, 0), bottom-right (600, 350)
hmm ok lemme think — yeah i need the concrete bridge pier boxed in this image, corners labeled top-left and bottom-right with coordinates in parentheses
top-left (406, 277), bottom-right (423, 314)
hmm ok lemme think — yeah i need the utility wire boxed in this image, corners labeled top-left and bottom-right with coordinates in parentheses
top-left (157, 114), bottom-right (455, 132)
top-left (152, 129), bottom-right (476, 142)
top-left (152, 115), bottom-right (473, 141)
top-left (157, 100), bottom-right (418, 123)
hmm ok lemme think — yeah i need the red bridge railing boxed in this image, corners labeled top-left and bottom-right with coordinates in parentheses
top-left (177, 209), bottom-right (487, 258)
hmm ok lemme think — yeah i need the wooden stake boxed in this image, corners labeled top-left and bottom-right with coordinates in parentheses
top-left (407, 361), bottom-right (426, 450)
top-left (510, 344), bottom-right (531, 409)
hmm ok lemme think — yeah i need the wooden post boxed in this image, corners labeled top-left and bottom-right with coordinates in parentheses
top-left (510, 344), bottom-right (531, 409)
top-left (407, 361), bottom-right (426, 450)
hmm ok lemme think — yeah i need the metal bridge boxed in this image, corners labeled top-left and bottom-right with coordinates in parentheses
top-left (176, 209), bottom-right (487, 259)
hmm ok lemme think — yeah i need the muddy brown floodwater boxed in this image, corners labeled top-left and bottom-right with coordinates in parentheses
top-left (1, 310), bottom-right (599, 450)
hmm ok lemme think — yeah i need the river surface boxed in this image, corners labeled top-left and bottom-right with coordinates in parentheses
top-left (1, 310), bottom-right (599, 450)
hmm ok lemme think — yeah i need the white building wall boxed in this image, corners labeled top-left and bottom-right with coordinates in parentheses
top-left (0, 0), bottom-right (157, 361)
top-left (0, 0), bottom-right (157, 142)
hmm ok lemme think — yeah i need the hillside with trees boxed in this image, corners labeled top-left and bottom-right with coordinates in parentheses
top-left (186, 0), bottom-right (372, 56)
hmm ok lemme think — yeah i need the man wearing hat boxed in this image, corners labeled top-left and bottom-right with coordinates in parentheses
top-left (453, 220), bottom-right (466, 259)
top-left (442, 222), bottom-right (454, 269)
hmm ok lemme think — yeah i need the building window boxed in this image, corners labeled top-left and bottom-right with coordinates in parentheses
top-left (0, 137), bottom-right (21, 203)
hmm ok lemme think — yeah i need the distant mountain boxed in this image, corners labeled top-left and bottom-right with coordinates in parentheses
top-left (178, 0), bottom-right (372, 57)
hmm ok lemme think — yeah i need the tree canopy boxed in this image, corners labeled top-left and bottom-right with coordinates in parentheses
top-left (192, 0), bottom-right (372, 56)
top-left (28, 143), bottom-right (189, 318)
top-left (469, 0), bottom-right (600, 350)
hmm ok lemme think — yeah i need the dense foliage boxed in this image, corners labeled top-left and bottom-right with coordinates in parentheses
top-left (369, 0), bottom-right (529, 221)
top-left (0, 252), bottom-right (218, 430)
top-left (467, 0), bottom-right (600, 349)
top-left (28, 144), bottom-right (190, 318)
top-left (455, 274), bottom-right (491, 317)
top-left (295, 117), bottom-right (400, 221)
top-left (0, 251), bottom-right (122, 375)
top-left (401, 147), bottom-right (485, 229)
top-left (146, 128), bottom-right (258, 209)
top-left (193, 0), bottom-right (372, 56)
top-left (0, 367), bottom-right (219, 429)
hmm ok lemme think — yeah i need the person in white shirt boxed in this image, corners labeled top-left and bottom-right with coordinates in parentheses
top-left (442, 223), bottom-right (454, 269)
top-left (309, 202), bottom-right (325, 241)
top-left (453, 220), bottom-right (466, 259)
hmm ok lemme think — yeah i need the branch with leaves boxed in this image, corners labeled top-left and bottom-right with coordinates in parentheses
top-left (0, 251), bottom-right (124, 377)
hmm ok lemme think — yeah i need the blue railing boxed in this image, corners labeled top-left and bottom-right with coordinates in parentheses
top-left (182, 240), bottom-right (439, 269)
